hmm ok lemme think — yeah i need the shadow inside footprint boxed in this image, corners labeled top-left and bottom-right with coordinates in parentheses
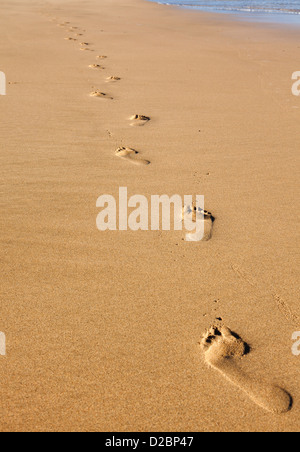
top-left (230, 331), bottom-right (251, 355)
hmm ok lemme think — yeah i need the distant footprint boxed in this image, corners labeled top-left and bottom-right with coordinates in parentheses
top-left (129, 114), bottom-right (151, 127)
top-left (65, 37), bottom-right (77, 41)
top-left (89, 64), bottom-right (104, 69)
top-left (106, 76), bottom-right (121, 82)
top-left (90, 90), bottom-right (113, 100)
top-left (80, 48), bottom-right (93, 52)
top-left (115, 147), bottom-right (150, 166)
top-left (201, 325), bottom-right (292, 414)
top-left (182, 203), bottom-right (214, 241)
top-left (97, 55), bottom-right (107, 59)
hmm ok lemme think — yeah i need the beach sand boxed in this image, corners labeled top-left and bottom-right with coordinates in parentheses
top-left (0, 0), bottom-right (299, 432)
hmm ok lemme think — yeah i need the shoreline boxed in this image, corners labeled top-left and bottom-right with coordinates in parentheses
top-left (0, 0), bottom-right (299, 432)
top-left (145, 0), bottom-right (300, 27)
top-left (143, 0), bottom-right (300, 31)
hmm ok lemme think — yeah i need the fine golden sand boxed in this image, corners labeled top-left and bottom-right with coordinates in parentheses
top-left (0, 0), bottom-right (299, 432)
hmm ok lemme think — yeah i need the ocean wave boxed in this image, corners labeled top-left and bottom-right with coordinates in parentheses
top-left (155, 1), bottom-right (300, 16)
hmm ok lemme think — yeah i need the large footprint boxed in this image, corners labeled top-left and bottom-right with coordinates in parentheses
top-left (115, 147), bottom-right (150, 166)
top-left (201, 325), bottom-right (292, 414)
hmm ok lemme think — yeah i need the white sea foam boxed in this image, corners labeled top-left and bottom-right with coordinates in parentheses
top-left (150, 0), bottom-right (300, 21)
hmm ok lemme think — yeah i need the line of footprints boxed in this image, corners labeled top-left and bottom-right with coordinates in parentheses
top-left (47, 19), bottom-right (294, 415)
top-left (52, 19), bottom-right (214, 241)
top-left (56, 20), bottom-right (151, 166)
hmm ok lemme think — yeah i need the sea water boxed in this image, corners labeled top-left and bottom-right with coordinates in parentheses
top-left (148, 0), bottom-right (300, 24)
